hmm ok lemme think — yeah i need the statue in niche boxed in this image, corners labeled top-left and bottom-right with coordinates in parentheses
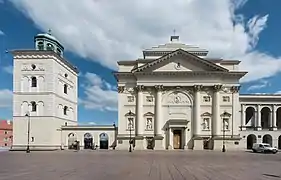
top-left (223, 119), bottom-right (229, 130)
top-left (146, 118), bottom-right (152, 130)
top-left (203, 118), bottom-right (209, 130)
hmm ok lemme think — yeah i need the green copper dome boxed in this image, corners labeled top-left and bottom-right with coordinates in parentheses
top-left (34, 29), bottom-right (64, 57)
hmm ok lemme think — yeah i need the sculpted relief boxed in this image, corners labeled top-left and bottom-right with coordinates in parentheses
top-left (164, 91), bottom-right (192, 105)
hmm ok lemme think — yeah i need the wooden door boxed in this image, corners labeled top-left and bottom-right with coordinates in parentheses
top-left (173, 130), bottom-right (181, 149)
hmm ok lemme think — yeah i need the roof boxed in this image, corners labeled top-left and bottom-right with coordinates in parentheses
top-left (0, 120), bottom-right (13, 130)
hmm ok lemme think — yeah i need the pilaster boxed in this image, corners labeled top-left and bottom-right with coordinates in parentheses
top-left (136, 85), bottom-right (144, 136)
top-left (212, 85), bottom-right (222, 136)
top-left (241, 104), bottom-right (246, 130)
top-left (231, 86), bottom-right (240, 134)
top-left (184, 127), bottom-right (189, 150)
top-left (168, 128), bottom-right (173, 150)
top-left (193, 85), bottom-right (202, 137)
top-left (155, 85), bottom-right (163, 136)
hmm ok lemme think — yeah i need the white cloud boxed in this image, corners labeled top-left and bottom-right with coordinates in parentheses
top-left (2, 65), bottom-right (13, 74)
top-left (247, 80), bottom-right (270, 91)
top-left (0, 89), bottom-right (13, 108)
top-left (79, 72), bottom-right (117, 111)
top-left (7, 0), bottom-right (281, 82)
top-left (0, 29), bottom-right (4, 36)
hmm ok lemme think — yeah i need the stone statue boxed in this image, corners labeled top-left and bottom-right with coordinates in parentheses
top-left (147, 119), bottom-right (152, 130)
top-left (203, 118), bottom-right (209, 130)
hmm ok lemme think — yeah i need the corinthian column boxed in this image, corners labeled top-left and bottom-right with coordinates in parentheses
top-left (193, 85), bottom-right (202, 137)
top-left (155, 85), bottom-right (163, 136)
top-left (212, 85), bottom-right (222, 136)
top-left (136, 85), bottom-right (144, 136)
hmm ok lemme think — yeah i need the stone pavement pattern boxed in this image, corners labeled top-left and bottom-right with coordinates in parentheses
top-left (1, 150), bottom-right (281, 180)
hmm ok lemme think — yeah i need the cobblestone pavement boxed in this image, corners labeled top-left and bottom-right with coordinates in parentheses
top-left (1, 150), bottom-right (281, 180)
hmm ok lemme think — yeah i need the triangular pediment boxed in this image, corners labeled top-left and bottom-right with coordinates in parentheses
top-left (132, 49), bottom-right (228, 73)
top-left (221, 111), bottom-right (231, 117)
top-left (201, 112), bottom-right (212, 117)
top-left (143, 112), bottom-right (154, 116)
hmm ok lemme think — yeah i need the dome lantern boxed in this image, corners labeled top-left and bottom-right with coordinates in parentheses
top-left (34, 29), bottom-right (64, 57)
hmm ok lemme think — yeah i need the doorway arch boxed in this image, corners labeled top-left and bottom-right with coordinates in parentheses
top-left (262, 134), bottom-right (272, 146)
top-left (247, 134), bottom-right (257, 149)
top-left (84, 133), bottom-right (93, 149)
top-left (278, 136), bottom-right (281, 149)
top-left (99, 133), bottom-right (109, 149)
top-left (68, 133), bottom-right (77, 149)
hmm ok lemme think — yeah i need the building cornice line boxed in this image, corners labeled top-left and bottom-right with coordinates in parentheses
top-left (13, 116), bottom-right (77, 122)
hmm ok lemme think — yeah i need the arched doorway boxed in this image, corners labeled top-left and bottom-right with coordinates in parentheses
top-left (245, 107), bottom-right (255, 126)
top-left (68, 133), bottom-right (77, 149)
top-left (263, 134), bottom-right (273, 146)
top-left (277, 107), bottom-right (281, 129)
top-left (278, 136), bottom-right (281, 149)
top-left (261, 107), bottom-right (270, 129)
top-left (84, 133), bottom-right (93, 149)
top-left (99, 133), bottom-right (109, 149)
top-left (247, 134), bottom-right (257, 149)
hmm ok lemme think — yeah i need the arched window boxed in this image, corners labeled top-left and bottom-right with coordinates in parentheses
top-left (37, 42), bottom-right (44, 50)
top-left (46, 43), bottom-right (54, 51)
top-left (31, 101), bottom-right (36, 112)
top-left (65, 122), bottom-right (68, 126)
top-left (31, 77), bottom-right (37, 87)
top-left (57, 48), bottom-right (61, 56)
top-left (64, 84), bottom-right (68, 94)
top-left (63, 106), bottom-right (68, 115)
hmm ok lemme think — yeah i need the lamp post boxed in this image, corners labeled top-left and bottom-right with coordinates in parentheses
top-left (25, 112), bottom-right (31, 153)
top-left (128, 110), bottom-right (132, 152)
top-left (222, 118), bottom-right (226, 152)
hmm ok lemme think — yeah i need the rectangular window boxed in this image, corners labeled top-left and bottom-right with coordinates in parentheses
top-left (203, 96), bottom-right (210, 102)
top-left (128, 118), bottom-right (134, 129)
top-left (127, 96), bottom-right (134, 102)
top-left (146, 96), bottom-right (153, 102)
top-left (223, 118), bottom-right (229, 130)
top-left (202, 118), bottom-right (210, 130)
top-left (223, 96), bottom-right (230, 102)
top-left (146, 118), bottom-right (153, 130)
top-left (4, 131), bottom-right (7, 135)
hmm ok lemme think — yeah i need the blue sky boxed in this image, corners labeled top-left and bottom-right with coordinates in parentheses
top-left (1, 0), bottom-right (281, 124)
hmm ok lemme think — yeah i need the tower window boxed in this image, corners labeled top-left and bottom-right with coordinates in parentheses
top-left (57, 48), bottom-right (62, 56)
top-left (64, 84), bottom-right (68, 94)
top-left (31, 64), bottom-right (36, 70)
top-left (37, 42), bottom-right (44, 50)
top-left (64, 73), bottom-right (68, 78)
top-left (31, 101), bottom-right (36, 112)
top-left (63, 106), bottom-right (68, 115)
top-left (46, 43), bottom-right (54, 51)
top-left (31, 77), bottom-right (37, 87)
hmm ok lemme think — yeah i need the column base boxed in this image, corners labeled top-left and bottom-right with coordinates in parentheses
top-left (256, 126), bottom-right (262, 131)
top-left (272, 127), bottom-right (277, 131)
top-left (184, 145), bottom-right (189, 150)
top-left (193, 139), bottom-right (204, 150)
top-left (241, 127), bottom-right (246, 131)
top-left (168, 145), bottom-right (173, 150)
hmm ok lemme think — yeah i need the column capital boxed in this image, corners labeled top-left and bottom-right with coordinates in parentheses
top-left (135, 85), bottom-right (145, 92)
top-left (193, 85), bottom-right (203, 92)
top-left (117, 86), bottom-right (125, 93)
top-left (213, 84), bottom-right (222, 92)
top-left (231, 86), bottom-right (240, 93)
top-left (154, 85), bottom-right (164, 91)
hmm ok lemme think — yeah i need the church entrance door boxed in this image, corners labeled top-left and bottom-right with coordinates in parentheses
top-left (173, 130), bottom-right (181, 149)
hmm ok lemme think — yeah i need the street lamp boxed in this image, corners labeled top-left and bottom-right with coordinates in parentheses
top-left (25, 112), bottom-right (31, 153)
top-left (128, 110), bottom-right (133, 152)
top-left (222, 118), bottom-right (226, 152)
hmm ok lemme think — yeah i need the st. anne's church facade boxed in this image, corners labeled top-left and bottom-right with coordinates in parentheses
top-left (11, 32), bottom-right (281, 151)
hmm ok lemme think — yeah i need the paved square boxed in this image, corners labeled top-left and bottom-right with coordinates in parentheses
top-left (1, 150), bottom-right (281, 180)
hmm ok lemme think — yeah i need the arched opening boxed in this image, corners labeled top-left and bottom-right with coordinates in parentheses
top-left (57, 48), bottom-right (62, 56)
top-left (31, 101), bottom-right (36, 112)
top-left (247, 134), bottom-right (257, 149)
top-left (277, 107), bottom-right (281, 129)
top-left (245, 107), bottom-right (255, 126)
top-left (262, 134), bottom-right (273, 146)
top-left (31, 77), bottom-right (37, 87)
top-left (278, 136), bottom-right (281, 149)
top-left (99, 133), bottom-right (109, 149)
top-left (63, 106), bottom-right (68, 115)
top-left (64, 84), bottom-right (68, 94)
top-left (37, 42), bottom-right (44, 50)
top-left (68, 133), bottom-right (77, 149)
top-left (84, 133), bottom-right (93, 149)
top-left (261, 107), bottom-right (270, 129)
top-left (46, 43), bottom-right (54, 51)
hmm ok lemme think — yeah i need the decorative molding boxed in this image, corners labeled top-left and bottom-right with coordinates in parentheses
top-left (125, 111), bottom-right (136, 117)
top-left (201, 112), bottom-right (212, 116)
top-left (135, 85), bottom-right (145, 92)
top-left (231, 86), bottom-right (240, 93)
top-left (143, 112), bottom-right (154, 116)
top-left (220, 111), bottom-right (231, 117)
top-left (117, 86), bottom-right (125, 93)
top-left (193, 85), bottom-right (203, 92)
top-left (154, 85), bottom-right (164, 91)
top-left (213, 84), bottom-right (222, 92)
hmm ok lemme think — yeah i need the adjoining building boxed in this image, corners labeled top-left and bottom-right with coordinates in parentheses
top-left (0, 120), bottom-right (13, 148)
top-left (11, 32), bottom-right (281, 151)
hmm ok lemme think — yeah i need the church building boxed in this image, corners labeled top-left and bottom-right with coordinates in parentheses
top-left (11, 32), bottom-right (281, 151)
